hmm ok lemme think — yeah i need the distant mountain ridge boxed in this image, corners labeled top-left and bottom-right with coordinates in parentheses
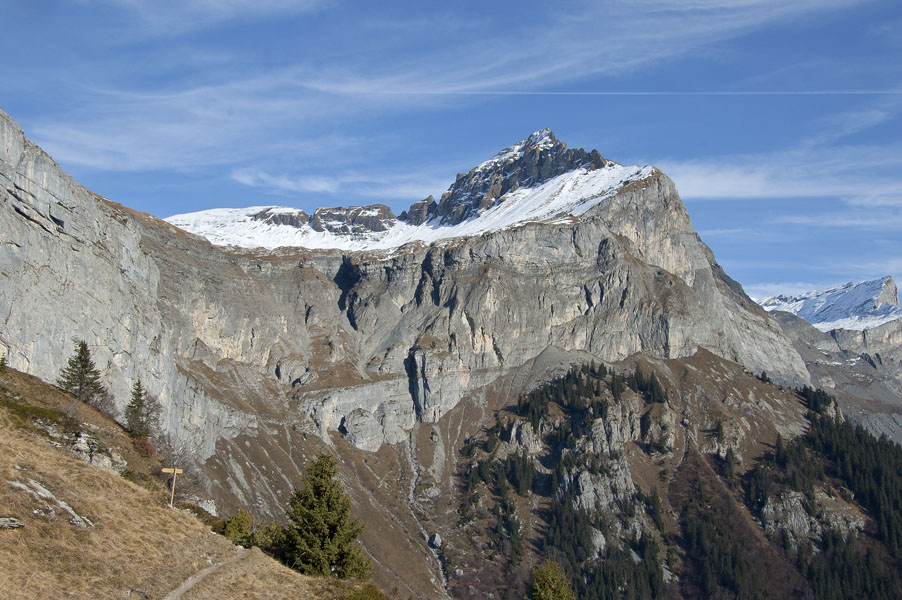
top-left (165, 130), bottom-right (651, 251)
top-left (758, 276), bottom-right (902, 331)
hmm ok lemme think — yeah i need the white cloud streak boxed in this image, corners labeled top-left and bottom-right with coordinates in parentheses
top-left (31, 0), bottom-right (872, 175)
top-left (659, 101), bottom-right (902, 220)
top-left (774, 213), bottom-right (902, 229)
top-left (660, 147), bottom-right (902, 201)
top-left (76, 0), bottom-right (326, 35)
top-left (302, 0), bottom-right (868, 96)
top-left (230, 168), bottom-right (450, 204)
top-left (742, 281), bottom-right (851, 299)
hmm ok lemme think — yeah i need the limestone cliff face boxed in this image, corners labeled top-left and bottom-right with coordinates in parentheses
top-left (0, 107), bottom-right (807, 489)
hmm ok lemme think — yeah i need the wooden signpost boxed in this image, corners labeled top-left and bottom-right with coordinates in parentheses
top-left (162, 467), bottom-right (183, 508)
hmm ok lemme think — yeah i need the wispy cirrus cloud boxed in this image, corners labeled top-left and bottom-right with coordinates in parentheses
top-left (230, 167), bottom-right (450, 204)
top-left (30, 70), bottom-right (362, 171)
top-left (301, 0), bottom-right (870, 96)
top-left (660, 145), bottom-right (902, 201)
top-left (658, 101), bottom-right (902, 223)
top-left (75, 0), bottom-right (327, 35)
top-left (30, 0), bottom-right (875, 178)
top-left (743, 281), bottom-right (849, 299)
top-left (231, 169), bottom-right (341, 195)
top-left (774, 213), bottom-right (902, 229)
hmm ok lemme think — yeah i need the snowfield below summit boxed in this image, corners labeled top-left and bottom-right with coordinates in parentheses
top-left (165, 163), bottom-right (654, 252)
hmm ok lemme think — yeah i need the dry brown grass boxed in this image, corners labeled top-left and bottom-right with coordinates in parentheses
top-left (180, 547), bottom-right (377, 600)
top-left (0, 368), bottom-right (384, 600)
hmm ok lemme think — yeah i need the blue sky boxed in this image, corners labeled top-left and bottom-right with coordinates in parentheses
top-left (2, 0), bottom-right (901, 298)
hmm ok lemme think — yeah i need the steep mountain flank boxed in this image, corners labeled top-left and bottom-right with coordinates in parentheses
top-left (0, 108), bottom-right (814, 596)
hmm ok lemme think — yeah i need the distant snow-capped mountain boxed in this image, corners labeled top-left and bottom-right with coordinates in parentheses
top-left (165, 130), bottom-right (654, 251)
top-left (757, 276), bottom-right (902, 331)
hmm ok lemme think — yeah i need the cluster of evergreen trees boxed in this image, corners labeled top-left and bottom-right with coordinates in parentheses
top-left (517, 363), bottom-right (610, 432)
top-left (579, 539), bottom-right (664, 600)
top-left (626, 367), bottom-right (667, 405)
top-left (797, 385), bottom-right (834, 414)
top-left (805, 530), bottom-right (902, 599)
top-left (56, 340), bottom-right (159, 439)
top-left (682, 489), bottom-right (757, 597)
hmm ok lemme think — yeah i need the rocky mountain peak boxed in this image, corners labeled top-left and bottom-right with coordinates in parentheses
top-left (877, 276), bottom-right (900, 308)
top-left (400, 129), bottom-right (607, 226)
top-left (758, 276), bottom-right (902, 331)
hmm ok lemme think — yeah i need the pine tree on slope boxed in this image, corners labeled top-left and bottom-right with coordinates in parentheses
top-left (125, 378), bottom-right (153, 438)
top-left (57, 340), bottom-right (105, 405)
top-left (282, 453), bottom-right (370, 579)
top-left (531, 561), bottom-right (577, 600)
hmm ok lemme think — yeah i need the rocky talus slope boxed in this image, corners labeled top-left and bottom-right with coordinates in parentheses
top-left (0, 107), bottom-right (818, 596)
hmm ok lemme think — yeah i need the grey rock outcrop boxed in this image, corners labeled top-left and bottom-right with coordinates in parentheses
top-left (759, 489), bottom-right (864, 549)
top-left (310, 205), bottom-right (396, 234)
top-left (0, 516), bottom-right (24, 529)
top-left (503, 421), bottom-right (544, 455)
top-left (250, 205), bottom-right (399, 235)
top-left (34, 421), bottom-right (127, 474)
top-left (398, 196), bottom-right (435, 226)
top-left (251, 207), bottom-right (311, 228)
top-left (760, 490), bottom-right (821, 548)
top-left (7, 478), bottom-right (94, 527)
top-left (558, 394), bottom-right (644, 516)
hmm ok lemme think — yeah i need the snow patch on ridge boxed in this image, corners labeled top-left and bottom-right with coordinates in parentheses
top-left (757, 277), bottom-right (902, 331)
top-left (166, 162), bottom-right (654, 252)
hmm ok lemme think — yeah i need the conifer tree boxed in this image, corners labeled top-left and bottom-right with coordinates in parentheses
top-left (0, 351), bottom-right (6, 375)
top-left (125, 378), bottom-right (156, 438)
top-left (531, 561), bottom-right (576, 600)
top-left (282, 453), bottom-right (370, 579)
top-left (57, 340), bottom-right (105, 405)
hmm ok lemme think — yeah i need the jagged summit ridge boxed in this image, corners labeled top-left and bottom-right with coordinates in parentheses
top-left (415, 128), bottom-right (607, 226)
top-left (758, 276), bottom-right (902, 331)
top-left (166, 130), bottom-right (646, 251)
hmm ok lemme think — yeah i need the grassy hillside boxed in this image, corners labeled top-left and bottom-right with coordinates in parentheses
top-left (0, 366), bottom-right (385, 600)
